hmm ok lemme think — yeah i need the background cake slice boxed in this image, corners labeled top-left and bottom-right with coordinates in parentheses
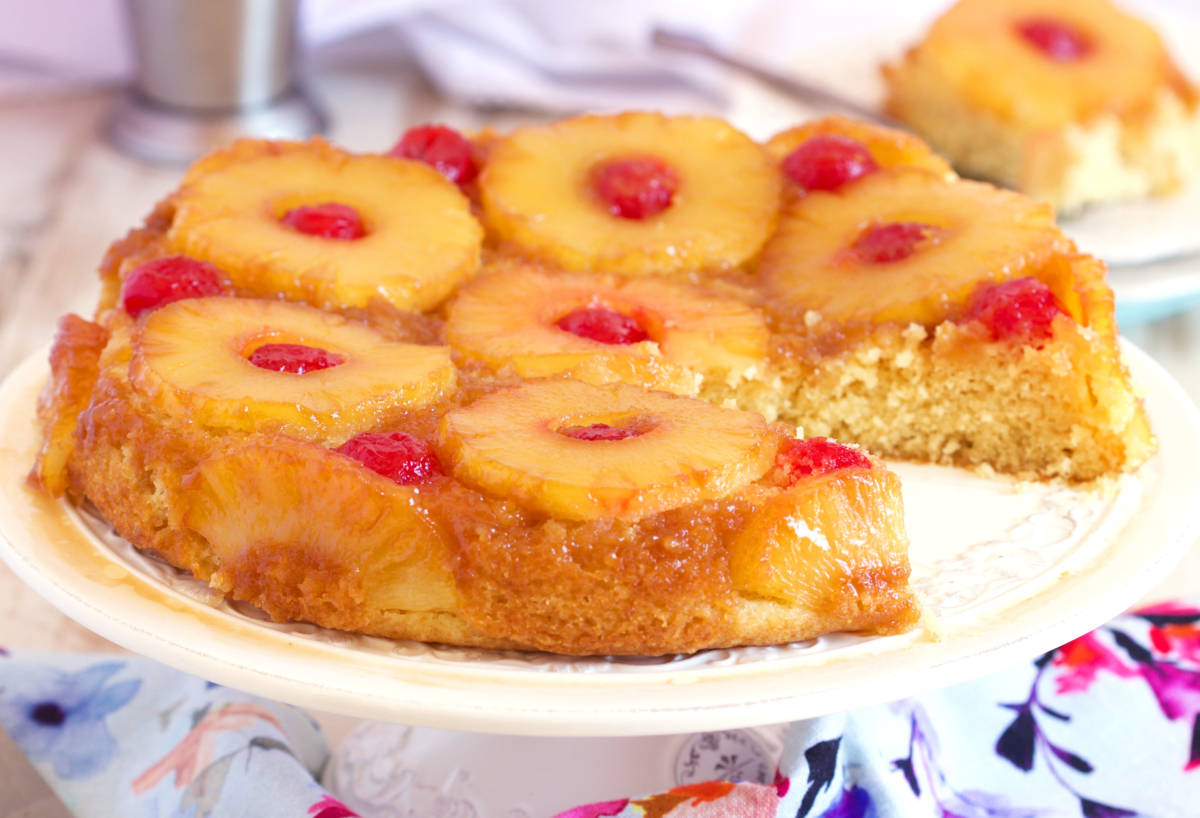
top-left (882, 0), bottom-right (1200, 213)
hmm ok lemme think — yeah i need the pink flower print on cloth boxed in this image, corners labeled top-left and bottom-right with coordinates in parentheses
top-left (308, 793), bottom-right (360, 818)
top-left (556, 781), bottom-right (778, 817)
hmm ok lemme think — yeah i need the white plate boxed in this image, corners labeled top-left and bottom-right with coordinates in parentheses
top-left (0, 345), bottom-right (1198, 737)
top-left (1060, 186), bottom-right (1200, 268)
top-left (1109, 254), bottom-right (1200, 325)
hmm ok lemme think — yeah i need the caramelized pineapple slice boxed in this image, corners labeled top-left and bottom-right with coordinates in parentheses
top-left (480, 112), bottom-right (781, 275)
top-left (130, 297), bottom-right (454, 441)
top-left (759, 168), bottom-right (1073, 326)
top-left (730, 467), bottom-right (909, 612)
top-left (445, 264), bottom-right (768, 393)
top-left (437, 380), bottom-right (776, 521)
top-left (184, 437), bottom-right (456, 620)
top-left (766, 114), bottom-right (955, 183)
top-left (168, 139), bottom-right (482, 311)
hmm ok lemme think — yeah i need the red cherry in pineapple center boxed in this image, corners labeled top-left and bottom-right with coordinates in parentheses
top-left (590, 156), bottom-right (680, 220)
top-left (963, 276), bottom-right (1067, 345)
top-left (337, 432), bottom-right (443, 485)
top-left (851, 221), bottom-right (944, 264)
top-left (390, 124), bottom-right (478, 185)
top-left (559, 423), bottom-right (642, 442)
top-left (121, 255), bottom-right (226, 317)
top-left (782, 134), bottom-right (878, 192)
top-left (281, 203), bottom-right (366, 240)
top-left (777, 437), bottom-right (872, 484)
top-left (1016, 18), bottom-right (1092, 62)
top-left (248, 343), bottom-right (345, 374)
top-left (555, 306), bottom-right (649, 345)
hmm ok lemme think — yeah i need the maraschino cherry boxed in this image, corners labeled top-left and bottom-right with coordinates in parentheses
top-left (1016, 18), bottom-right (1092, 62)
top-left (850, 222), bottom-right (944, 264)
top-left (963, 276), bottom-right (1067, 346)
top-left (591, 156), bottom-right (680, 219)
top-left (390, 124), bottom-right (479, 185)
top-left (120, 256), bottom-right (227, 318)
top-left (280, 203), bottom-right (366, 240)
top-left (783, 134), bottom-right (879, 192)
top-left (555, 306), bottom-right (649, 345)
top-left (248, 343), bottom-right (345, 374)
top-left (338, 431), bottom-right (444, 484)
top-left (777, 437), bottom-right (872, 484)
top-left (559, 423), bottom-right (641, 441)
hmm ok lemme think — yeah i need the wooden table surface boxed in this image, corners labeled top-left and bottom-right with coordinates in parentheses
top-left (1, 59), bottom-right (1198, 658)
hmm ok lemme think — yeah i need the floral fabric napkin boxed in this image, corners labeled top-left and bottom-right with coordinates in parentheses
top-left (5, 600), bottom-right (1200, 817)
top-left (564, 600), bottom-right (1200, 818)
top-left (0, 650), bottom-right (345, 817)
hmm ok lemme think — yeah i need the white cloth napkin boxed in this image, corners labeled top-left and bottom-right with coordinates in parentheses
top-left (389, 1), bottom-right (739, 112)
top-left (3, 0), bottom-right (1196, 110)
top-left (0, 0), bottom-right (755, 110)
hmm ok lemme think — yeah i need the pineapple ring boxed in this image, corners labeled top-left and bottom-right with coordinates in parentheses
top-left (184, 437), bottom-right (457, 619)
top-left (168, 139), bottom-right (482, 311)
top-left (480, 112), bottom-right (781, 275)
top-left (759, 168), bottom-right (1074, 327)
top-left (130, 297), bottom-right (455, 440)
top-left (730, 467), bottom-right (907, 606)
top-left (908, 0), bottom-right (1173, 128)
top-left (445, 264), bottom-right (768, 393)
top-left (765, 115), bottom-right (955, 182)
top-left (437, 380), bottom-right (776, 521)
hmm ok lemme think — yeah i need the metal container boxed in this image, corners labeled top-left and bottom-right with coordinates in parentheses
top-left (106, 0), bottom-right (325, 164)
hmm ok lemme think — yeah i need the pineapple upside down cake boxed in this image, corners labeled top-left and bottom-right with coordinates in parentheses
top-left (29, 112), bottom-right (1153, 656)
top-left (883, 0), bottom-right (1200, 214)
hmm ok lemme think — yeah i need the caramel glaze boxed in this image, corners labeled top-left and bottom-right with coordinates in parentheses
top-left (444, 489), bottom-right (743, 654)
top-left (442, 481), bottom-right (918, 654)
top-left (30, 315), bottom-right (109, 495)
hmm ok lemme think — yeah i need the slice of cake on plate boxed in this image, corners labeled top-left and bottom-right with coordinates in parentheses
top-left (882, 0), bottom-right (1200, 213)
